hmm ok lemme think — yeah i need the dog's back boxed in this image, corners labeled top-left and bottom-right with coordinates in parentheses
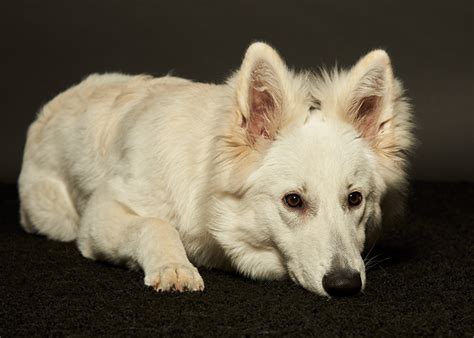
top-left (18, 73), bottom-right (218, 242)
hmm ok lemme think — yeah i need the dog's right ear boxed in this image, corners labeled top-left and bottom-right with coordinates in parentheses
top-left (235, 42), bottom-right (289, 145)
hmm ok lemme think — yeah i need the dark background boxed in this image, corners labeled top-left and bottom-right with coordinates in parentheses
top-left (1, 2), bottom-right (473, 335)
top-left (1, 0), bottom-right (473, 183)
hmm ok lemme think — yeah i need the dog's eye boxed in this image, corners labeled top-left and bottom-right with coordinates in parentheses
top-left (284, 193), bottom-right (304, 209)
top-left (348, 191), bottom-right (363, 207)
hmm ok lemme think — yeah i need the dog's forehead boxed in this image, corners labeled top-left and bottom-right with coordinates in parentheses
top-left (295, 114), bottom-right (366, 163)
top-left (266, 114), bottom-right (373, 187)
top-left (306, 117), bottom-right (369, 176)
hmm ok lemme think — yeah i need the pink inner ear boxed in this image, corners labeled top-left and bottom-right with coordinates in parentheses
top-left (247, 85), bottom-right (277, 140)
top-left (355, 95), bottom-right (382, 138)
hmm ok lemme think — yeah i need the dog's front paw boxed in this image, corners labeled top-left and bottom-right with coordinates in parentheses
top-left (144, 263), bottom-right (204, 292)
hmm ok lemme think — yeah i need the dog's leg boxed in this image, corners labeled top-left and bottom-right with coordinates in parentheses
top-left (77, 185), bottom-right (204, 292)
top-left (19, 174), bottom-right (79, 242)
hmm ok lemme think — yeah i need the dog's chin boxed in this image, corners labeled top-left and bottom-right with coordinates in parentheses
top-left (287, 265), bottom-right (328, 296)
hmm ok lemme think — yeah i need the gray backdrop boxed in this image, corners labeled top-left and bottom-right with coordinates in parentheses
top-left (2, 0), bottom-right (473, 183)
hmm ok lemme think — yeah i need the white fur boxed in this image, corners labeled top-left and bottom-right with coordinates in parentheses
top-left (18, 42), bottom-right (414, 296)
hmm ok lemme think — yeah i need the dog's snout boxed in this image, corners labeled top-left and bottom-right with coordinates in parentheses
top-left (322, 269), bottom-right (362, 297)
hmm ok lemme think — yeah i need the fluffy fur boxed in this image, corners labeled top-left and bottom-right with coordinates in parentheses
top-left (18, 42), bottom-right (414, 296)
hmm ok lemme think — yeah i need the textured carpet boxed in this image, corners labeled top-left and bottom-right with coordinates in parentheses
top-left (0, 182), bottom-right (472, 336)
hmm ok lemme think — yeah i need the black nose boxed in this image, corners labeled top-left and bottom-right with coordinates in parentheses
top-left (322, 269), bottom-right (362, 297)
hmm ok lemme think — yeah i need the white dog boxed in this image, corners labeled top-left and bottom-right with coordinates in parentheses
top-left (19, 42), bottom-right (414, 296)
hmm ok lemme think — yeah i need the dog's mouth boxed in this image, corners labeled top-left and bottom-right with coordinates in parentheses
top-left (287, 261), bottom-right (366, 297)
top-left (287, 263), bottom-right (327, 296)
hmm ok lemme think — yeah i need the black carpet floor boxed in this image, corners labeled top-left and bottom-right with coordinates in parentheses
top-left (1, 182), bottom-right (472, 336)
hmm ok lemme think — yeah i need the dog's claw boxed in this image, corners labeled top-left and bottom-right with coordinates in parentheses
top-left (145, 263), bottom-right (204, 292)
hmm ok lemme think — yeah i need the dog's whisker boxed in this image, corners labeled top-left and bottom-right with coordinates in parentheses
top-left (364, 253), bottom-right (382, 265)
top-left (363, 241), bottom-right (378, 262)
top-left (365, 257), bottom-right (391, 271)
top-left (365, 257), bottom-right (387, 268)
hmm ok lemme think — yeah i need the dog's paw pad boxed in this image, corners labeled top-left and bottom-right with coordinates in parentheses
top-left (145, 263), bottom-right (204, 292)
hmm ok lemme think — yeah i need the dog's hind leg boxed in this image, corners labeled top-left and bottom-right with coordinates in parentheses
top-left (19, 174), bottom-right (79, 242)
top-left (77, 183), bottom-right (204, 292)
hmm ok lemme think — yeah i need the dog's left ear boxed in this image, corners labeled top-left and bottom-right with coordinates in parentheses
top-left (345, 50), bottom-right (415, 228)
top-left (344, 50), bottom-right (395, 141)
top-left (235, 42), bottom-right (289, 144)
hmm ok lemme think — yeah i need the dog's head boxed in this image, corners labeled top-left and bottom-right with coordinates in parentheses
top-left (211, 43), bottom-right (414, 296)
